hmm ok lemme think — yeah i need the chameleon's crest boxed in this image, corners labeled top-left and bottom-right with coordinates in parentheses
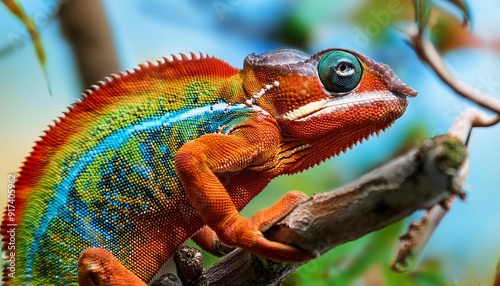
top-left (1, 52), bottom-right (241, 283)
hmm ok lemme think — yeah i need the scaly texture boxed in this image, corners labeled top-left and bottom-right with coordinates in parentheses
top-left (2, 48), bottom-right (416, 285)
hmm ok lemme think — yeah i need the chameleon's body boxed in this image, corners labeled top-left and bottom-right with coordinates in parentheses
top-left (2, 48), bottom-right (416, 285)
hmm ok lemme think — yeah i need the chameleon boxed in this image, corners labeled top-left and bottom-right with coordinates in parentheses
top-left (1, 48), bottom-right (416, 285)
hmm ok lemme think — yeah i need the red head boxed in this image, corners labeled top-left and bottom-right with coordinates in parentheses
top-left (241, 48), bottom-right (417, 171)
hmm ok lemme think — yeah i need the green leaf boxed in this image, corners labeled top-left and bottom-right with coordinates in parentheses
top-left (2, 0), bottom-right (51, 94)
top-left (413, 0), bottom-right (432, 31)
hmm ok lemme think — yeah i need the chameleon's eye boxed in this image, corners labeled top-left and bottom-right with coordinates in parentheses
top-left (318, 50), bottom-right (363, 93)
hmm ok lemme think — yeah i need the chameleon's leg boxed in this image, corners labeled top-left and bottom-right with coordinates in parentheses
top-left (175, 120), bottom-right (317, 262)
top-left (192, 226), bottom-right (235, 256)
top-left (193, 191), bottom-right (307, 257)
top-left (78, 248), bottom-right (146, 286)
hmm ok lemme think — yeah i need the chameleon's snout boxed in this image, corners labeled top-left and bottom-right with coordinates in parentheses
top-left (357, 51), bottom-right (418, 99)
top-left (389, 77), bottom-right (418, 99)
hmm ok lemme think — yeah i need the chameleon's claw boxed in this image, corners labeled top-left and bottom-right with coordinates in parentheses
top-left (244, 231), bottom-right (318, 262)
top-left (214, 191), bottom-right (316, 262)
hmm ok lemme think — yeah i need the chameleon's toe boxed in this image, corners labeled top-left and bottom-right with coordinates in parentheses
top-left (192, 225), bottom-right (235, 256)
top-left (249, 190), bottom-right (309, 232)
top-left (217, 214), bottom-right (317, 263)
top-left (236, 226), bottom-right (318, 262)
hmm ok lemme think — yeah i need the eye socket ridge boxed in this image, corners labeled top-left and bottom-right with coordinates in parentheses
top-left (318, 50), bottom-right (364, 94)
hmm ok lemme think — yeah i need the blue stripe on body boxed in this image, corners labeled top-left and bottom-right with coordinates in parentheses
top-left (25, 102), bottom-right (259, 274)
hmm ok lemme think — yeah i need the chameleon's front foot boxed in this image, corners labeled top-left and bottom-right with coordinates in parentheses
top-left (78, 248), bottom-right (146, 286)
top-left (215, 191), bottom-right (318, 262)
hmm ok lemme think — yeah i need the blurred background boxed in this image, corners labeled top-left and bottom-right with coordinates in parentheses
top-left (1, 0), bottom-right (499, 285)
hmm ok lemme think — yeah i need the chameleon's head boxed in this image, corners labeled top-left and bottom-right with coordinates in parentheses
top-left (242, 48), bottom-right (417, 158)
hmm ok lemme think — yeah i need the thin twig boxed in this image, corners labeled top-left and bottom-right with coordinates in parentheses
top-left (392, 196), bottom-right (455, 272)
top-left (448, 108), bottom-right (500, 145)
top-left (406, 26), bottom-right (500, 115)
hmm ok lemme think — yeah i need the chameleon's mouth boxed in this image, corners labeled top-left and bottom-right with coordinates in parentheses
top-left (283, 91), bottom-right (408, 121)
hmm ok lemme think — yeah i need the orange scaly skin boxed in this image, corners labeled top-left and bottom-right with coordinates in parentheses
top-left (2, 48), bottom-right (416, 285)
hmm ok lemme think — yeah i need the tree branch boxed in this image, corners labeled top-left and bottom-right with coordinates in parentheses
top-left (172, 134), bottom-right (468, 285)
top-left (59, 0), bottom-right (120, 88)
top-left (494, 258), bottom-right (500, 286)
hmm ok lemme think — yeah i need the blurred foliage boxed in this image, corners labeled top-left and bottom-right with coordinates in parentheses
top-left (351, 0), bottom-right (492, 53)
top-left (268, 0), bottom-right (480, 53)
top-left (1, 0), bottom-right (50, 93)
top-left (383, 124), bottom-right (429, 159)
top-left (276, 14), bottom-right (313, 50)
top-left (495, 262), bottom-right (500, 286)
top-left (283, 220), bottom-right (449, 285)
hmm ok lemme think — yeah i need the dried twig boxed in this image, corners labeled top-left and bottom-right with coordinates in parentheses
top-left (448, 108), bottom-right (500, 145)
top-left (406, 26), bottom-right (500, 115)
top-left (392, 192), bottom-right (456, 272)
top-left (392, 108), bottom-right (498, 271)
